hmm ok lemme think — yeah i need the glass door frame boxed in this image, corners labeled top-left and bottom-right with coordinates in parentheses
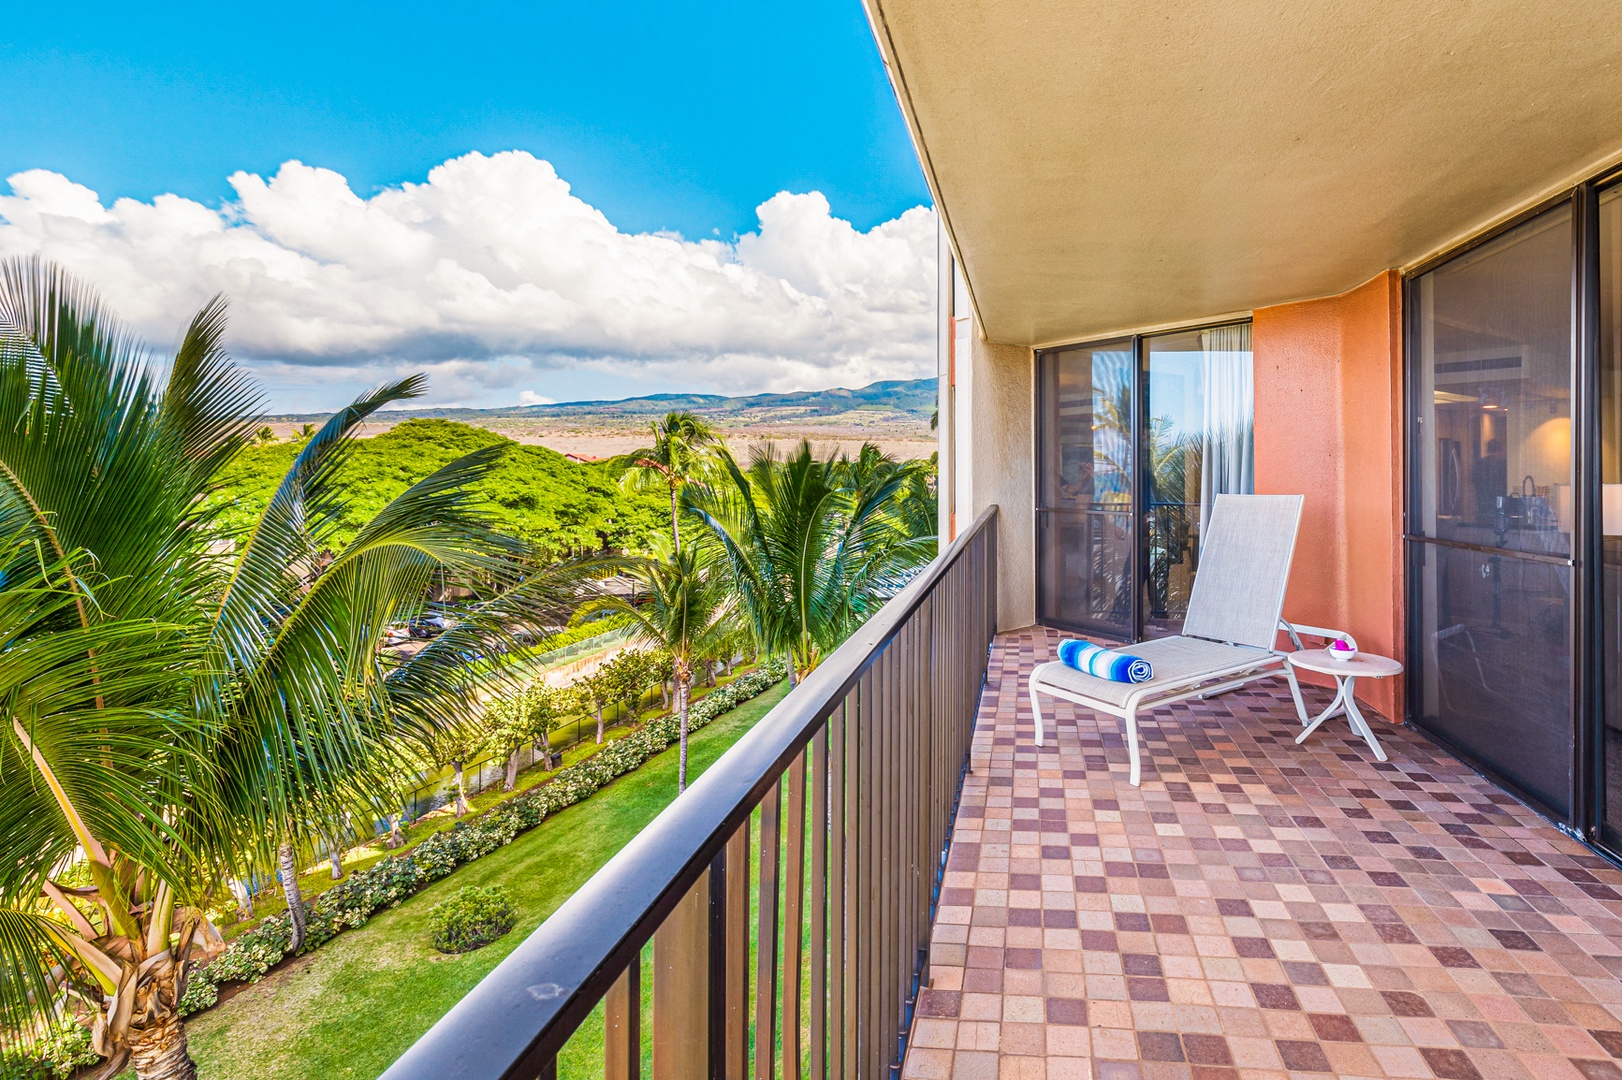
top-left (1035, 335), bottom-right (1142, 640)
top-left (1401, 169), bottom-right (1622, 848)
top-left (1035, 319), bottom-right (1253, 643)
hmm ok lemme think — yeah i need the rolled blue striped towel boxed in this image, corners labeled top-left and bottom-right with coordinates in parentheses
top-left (1057, 639), bottom-right (1153, 684)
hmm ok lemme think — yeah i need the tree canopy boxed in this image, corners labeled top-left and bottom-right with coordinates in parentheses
top-left (206, 419), bottom-right (670, 557)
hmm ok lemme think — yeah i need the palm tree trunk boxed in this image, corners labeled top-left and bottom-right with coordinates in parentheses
top-left (670, 486), bottom-right (681, 553)
top-left (676, 667), bottom-right (691, 792)
top-left (128, 1008), bottom-right (198, 1080)
top-left (278, 842), bottom-right (306, 953)
top-left (504, 749), bottom-right (519, 791)
top-left (452, 760), bottom-right (469, 816)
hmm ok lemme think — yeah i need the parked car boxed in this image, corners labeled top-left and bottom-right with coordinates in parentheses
top-left (409, 614), bottom-right (450, 639)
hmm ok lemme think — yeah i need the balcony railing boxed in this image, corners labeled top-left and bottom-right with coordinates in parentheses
top-left (380, 506), bottom-right (1000, 1080)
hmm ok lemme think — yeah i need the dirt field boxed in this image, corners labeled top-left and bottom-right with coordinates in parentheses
top-left (262, 419), bottom-right (936, 461)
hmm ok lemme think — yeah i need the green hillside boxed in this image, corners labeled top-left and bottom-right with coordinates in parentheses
top-left (208, 419), bottom-right (668, 556)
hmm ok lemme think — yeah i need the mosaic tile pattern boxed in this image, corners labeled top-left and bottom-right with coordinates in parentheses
top-left (904, 626), bottom-right (1622, 1080)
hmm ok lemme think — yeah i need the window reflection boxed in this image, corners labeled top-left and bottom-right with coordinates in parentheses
top-left (1144, 325), bottom-right (1254, 634)
top-left (1412, 207), bottom-right (1574, 557)
top-left (1038, 344), bottom-right (1134, 510)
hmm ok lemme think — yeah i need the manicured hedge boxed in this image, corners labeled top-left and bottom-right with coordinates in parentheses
top-left (176, 659), bottom-right (787, 1016)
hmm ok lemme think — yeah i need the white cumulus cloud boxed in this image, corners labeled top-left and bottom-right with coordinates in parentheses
top-left (0, 151), bottom-right (938, 409)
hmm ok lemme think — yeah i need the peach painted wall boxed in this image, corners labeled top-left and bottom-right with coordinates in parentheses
top-left (1253, 272), bottom-right (1405, 719)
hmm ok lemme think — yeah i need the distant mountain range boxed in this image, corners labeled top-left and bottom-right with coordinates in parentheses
top-left (266, 377), bottom-right (936, 428)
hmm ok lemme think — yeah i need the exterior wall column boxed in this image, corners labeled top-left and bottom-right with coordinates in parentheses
top-left (961, 331), bottom-right (1035, 631)
top-left (1253, 271), bottom-right (1405, 719)
top-left (939, 226), bottom-right (1034, 633)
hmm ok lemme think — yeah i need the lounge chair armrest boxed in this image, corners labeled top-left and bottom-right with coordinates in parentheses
top-left (1278, 619), bottom-right (1358, 652)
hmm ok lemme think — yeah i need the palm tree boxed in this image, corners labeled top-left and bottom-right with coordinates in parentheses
top-left (0, 518), bottom-right (212, 1080)
top-left (687, 440), bottom-right (934, 684)
top-left (580, 546), bottom-right (736, 791)
top-left (0, 260), bottom-right (257, 1080)
top-left (620, 411), bottom-right (717, 553)
top-left (0, 258), bottom-right (579, 1079)
top-left (835, 444), bottom-right (940, 625)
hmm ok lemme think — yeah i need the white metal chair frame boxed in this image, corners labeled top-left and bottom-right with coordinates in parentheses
top-left (1029, 620), bottom-right (1355, 786)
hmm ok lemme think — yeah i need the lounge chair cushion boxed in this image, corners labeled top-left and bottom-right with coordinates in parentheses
top-left (1031, 635), bottom-right (1276, 709)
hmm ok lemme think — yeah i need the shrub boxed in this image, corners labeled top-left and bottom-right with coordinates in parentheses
top-left (429, 885), bottom-right (516, 953)
top-left (176, 974), bottom-right (218, 1015)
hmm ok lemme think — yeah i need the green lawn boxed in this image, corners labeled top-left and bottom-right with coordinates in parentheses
top-left (553, 765), bottom-right (818, 1079)
top-left (217, 665), bottom-right (767, 937)
top-left (176, 680), bottom-right (790, 1080)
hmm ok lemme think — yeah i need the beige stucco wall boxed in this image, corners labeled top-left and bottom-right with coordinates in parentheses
top-left (964, 334), bottom-right (1035, 630)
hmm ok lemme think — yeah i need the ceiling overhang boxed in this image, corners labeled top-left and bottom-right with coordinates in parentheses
top-left (864, 0), bottom-right (1622, 346)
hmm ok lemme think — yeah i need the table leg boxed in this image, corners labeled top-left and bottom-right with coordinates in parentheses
top-left (1341, 682), bottom-right (1389, 762)
top-left (1294, 678), bottom-right (1350, 744)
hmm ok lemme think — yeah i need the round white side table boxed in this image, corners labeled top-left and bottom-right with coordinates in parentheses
top-left (1285, 648), bottom-right (1402, 762)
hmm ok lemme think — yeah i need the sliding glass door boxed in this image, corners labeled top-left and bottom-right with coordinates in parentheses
top-left (1036, 340), bottom-right (1136, 637)
top-left (1037, 324), bottom-right (1254, 641)
top-left (1404, 173), bottom-right (1622, 850)
top-left (1407, 204), bottom-right (1575, 816)
top-left (1600, 182), bottom-right (1622, 847)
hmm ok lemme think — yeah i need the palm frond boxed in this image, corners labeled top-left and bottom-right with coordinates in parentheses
top-left (685, 439), bottom-right (936, 677)
top-left (159, 295), bottom-right (263, 484)
top-left (0, 909), bottom-right (79, 1040)
top-left (211, 376), bottom-right (426, 675)
top-left (0, 258), bottom-right (224, 636)
top-left (0, 528), bottom-right (214, 898)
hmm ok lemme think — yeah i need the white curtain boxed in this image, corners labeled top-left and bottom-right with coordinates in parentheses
top-left (1198, 323), bottom-right (1255, 545)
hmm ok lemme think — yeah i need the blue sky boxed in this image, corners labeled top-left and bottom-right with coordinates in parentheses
top-left (0, 1), bottom-right (927, 240)
top-left (0, 2), bottom-right (938, 409)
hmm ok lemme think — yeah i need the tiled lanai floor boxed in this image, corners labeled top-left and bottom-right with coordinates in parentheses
top-left (904, 627), bottom-right (1622, 1080)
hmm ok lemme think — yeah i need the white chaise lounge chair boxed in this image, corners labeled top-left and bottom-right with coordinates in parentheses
top-left (1029, 493), bottom-right (1345, 786)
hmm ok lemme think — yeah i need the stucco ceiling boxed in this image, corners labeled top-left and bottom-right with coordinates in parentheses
top-left (865, 0), bottom-right (1622, 347)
